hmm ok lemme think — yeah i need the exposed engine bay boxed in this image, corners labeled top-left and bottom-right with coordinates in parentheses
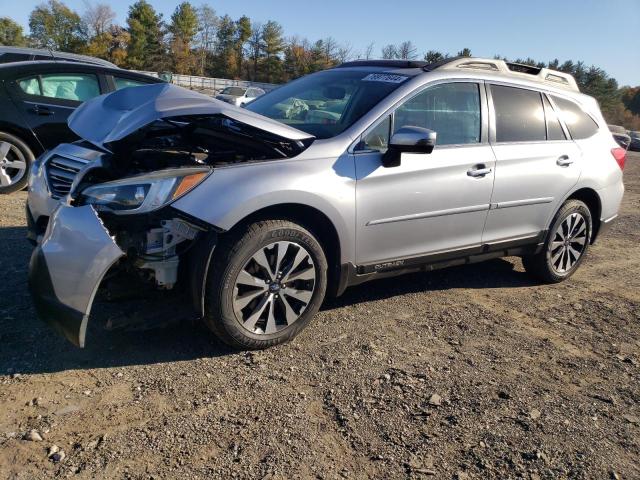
top-left (67, 108), bottom-right (313, 296)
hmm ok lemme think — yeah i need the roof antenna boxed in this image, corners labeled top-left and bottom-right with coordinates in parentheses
top-left (47, 46), bottom-right (58, 62)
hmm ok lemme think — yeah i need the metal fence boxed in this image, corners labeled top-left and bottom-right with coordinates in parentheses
top-left (132, 71), bottom-right (278, 93)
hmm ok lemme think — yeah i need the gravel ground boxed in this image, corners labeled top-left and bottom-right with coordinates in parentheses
top-left (1, 152), bottom-right (639, 480)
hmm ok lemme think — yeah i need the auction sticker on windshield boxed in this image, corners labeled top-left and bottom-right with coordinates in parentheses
top-left (362, 73), bottom-right (408, 83)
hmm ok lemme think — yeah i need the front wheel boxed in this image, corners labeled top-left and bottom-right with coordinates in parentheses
top-left (204, 220), bottom-right (328, 349)
top-left (522, 199), bottom-right (592, 283)
top-left (0, 132), bottom-right (34, 194)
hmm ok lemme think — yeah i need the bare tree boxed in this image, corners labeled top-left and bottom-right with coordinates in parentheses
top-left (322, 37), bottom-right (339, 64)
top-left (363, 42), bottom-right (375, 60)
top-left (196, 4), bottom-right (218, 76)
top-left (381, 44), bottom-right (397, 59)
top-left (247, 22), bottom-right (263, 80)
top-left (82, 1), bottom-right (116, 37)
top-left (397, 41), bottom-right (417, 60)
top-left (336, 42), bottom-right (353, 63)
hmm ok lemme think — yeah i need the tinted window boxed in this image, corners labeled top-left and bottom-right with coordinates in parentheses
top-left (0, 53), bottom-right (32, 63)
top-left (246, 69), bottom-right (406, 139)
top-left (19, 73), bottom-right (100, 102)
top-left (543, 94), bottom-right (566, 140)
top-left (114, 77), bottom-right (148, 90)
top-left (491, 85), bottom-right (545, 142)
top-left (394, 82), bottom-right (481, 145)
top-left (552, 96), bottom-right (599, 139)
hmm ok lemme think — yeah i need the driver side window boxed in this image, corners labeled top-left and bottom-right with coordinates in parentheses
top-left (394, 82), bottom-right (481, 145)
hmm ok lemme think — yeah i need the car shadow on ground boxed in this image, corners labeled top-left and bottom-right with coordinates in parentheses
top-left (0, 225), bottom-right (535, 375)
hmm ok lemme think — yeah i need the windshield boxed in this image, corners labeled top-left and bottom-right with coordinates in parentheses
top-left (221, 87), bottom-right (246, 96)
top-left (245, 69), bottom-right (409, 139)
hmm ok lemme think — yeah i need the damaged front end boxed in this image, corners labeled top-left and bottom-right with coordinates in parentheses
top-left (28, 83), bottom-right (314, 347)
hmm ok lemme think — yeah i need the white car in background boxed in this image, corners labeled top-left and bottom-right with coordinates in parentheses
top-left (215, 86), bottom-right (265, 107)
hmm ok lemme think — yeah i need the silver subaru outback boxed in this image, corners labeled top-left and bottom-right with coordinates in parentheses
top-left (26, 57), bottom-right (625, 349)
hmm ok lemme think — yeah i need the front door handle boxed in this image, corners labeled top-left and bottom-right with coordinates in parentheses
top-left (556, 155), bottom-right (573, 167)
top-left (467, 165), bottom-right (493, 177)
top-left (29, 105), bottom-right (54, 116)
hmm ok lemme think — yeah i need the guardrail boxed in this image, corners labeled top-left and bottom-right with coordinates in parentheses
top-left (132, 71), bottom-right (278, 93)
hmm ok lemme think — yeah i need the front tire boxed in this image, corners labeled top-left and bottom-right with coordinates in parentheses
top-left (0, 132), bottom-right (35, 194)
top-left (522, 199), bottom-right (592, 283)
top-left (204, 220), bottom-right (328, 349)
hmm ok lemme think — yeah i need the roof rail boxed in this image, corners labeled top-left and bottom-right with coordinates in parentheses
top-left (431, 57), bottom-right (579, 92)
top-left (336, 60), bottom-right (429, 69)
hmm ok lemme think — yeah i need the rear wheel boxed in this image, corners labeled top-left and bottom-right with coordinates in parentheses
top-left (0, 132), bottom-right (34, 194)
top-left (204, 220), bottom-right (328, 349)
top-left (522, 200), bottom-right (592, 283)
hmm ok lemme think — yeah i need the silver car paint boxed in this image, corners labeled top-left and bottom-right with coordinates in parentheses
top-left (27, 64), bottom-right (625, 344)
top-left (68, 83), bottom-right (313, 151)
top-left (174, 68), bottom-right (623, 265)
top-left (31, 203), bottom-right (124, 347)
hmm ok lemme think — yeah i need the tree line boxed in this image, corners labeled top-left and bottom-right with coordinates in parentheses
top-left (0, 0), bottom-right (638, 128)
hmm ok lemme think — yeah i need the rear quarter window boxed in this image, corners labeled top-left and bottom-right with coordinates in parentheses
top-left (551, 96), bottom-right (599, 139)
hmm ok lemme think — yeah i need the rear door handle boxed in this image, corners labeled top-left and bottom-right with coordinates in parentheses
top-left (467, 165), bottom-right (493, 177)
top-left (29, 105), bottom-right (54, 116)
top-left (556, 155), bottom-right (573, 167)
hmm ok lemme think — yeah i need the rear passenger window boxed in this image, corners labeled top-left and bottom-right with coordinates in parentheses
top-left (18, 73), bottom-right (100, 102)
top-left (542, 94), bottom-right (566, 140)
top-left (491, 85), bottom-right (545, 142)
top-left (41, 74), bottom-right (100, 101)
top-left (551, 96), bottom-right (599, 139)
top-left (393, 82), bottom-right (481, 145)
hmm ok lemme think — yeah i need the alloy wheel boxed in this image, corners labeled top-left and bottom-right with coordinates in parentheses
top-left (0, 141), bottom-right (27, 188)
top-left (548, 212), bottom-right (589, 274)
top-left (232, 241), bottom-right (317, 334)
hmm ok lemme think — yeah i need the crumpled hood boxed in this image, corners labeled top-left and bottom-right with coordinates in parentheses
top-left (68, 83), bottom-right (313, 151)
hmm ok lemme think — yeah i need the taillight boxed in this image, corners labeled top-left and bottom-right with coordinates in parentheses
top-left (611, 148), bottom-right (626, 170)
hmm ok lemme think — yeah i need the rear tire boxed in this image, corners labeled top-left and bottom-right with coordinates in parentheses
top-left (204, 220), bottom-right (328, 349)
top-left (0, 132), bottom-right (34, 194)
top-left (522, 199), bottom-right (592, 283)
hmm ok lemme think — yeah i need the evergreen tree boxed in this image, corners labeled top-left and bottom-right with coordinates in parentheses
top-left (126, 0), bottom-right (165, 70)
top-left (261, 20), bottom-right (284, 82)
top-left (169, 2), bottom-right (198, 74)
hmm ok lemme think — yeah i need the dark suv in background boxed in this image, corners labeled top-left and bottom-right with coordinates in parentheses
top-left (0, 46), bottom-right (117, 68)
top-left (0, 61), bottom-right (162, 193)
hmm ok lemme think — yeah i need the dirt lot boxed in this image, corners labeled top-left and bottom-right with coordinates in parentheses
top-left (1, 153), bottom-right (639, 480)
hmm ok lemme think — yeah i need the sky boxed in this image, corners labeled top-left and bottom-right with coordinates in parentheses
top-left (3, 0), bottom-right (639, 86)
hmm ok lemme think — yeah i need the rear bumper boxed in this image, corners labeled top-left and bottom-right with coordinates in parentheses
top-left (28, 204), bottom-right (124, 347)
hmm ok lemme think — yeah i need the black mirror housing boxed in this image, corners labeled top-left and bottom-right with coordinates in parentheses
top-left (382, 126), bottom-right (437, 167)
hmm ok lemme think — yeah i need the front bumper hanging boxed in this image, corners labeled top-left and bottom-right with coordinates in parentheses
top-left (28, 204), bottom-right (124, 347)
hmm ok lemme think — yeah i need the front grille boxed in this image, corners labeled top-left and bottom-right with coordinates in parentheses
top-left (45, 155), bottom-right (91, 199)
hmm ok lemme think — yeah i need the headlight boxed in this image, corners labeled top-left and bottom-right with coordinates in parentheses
top-left (78, 168), bottom-right (210, 214)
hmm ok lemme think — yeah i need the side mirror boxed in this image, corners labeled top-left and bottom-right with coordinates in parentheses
top-left (382, 126), bottom-right (437, 168)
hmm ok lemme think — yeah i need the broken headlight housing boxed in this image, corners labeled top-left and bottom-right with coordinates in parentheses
top-left (78, 167), bottom-right (210, 214)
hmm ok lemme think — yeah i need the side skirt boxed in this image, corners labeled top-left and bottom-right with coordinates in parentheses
top-left (335, 232), bottom-right (545, 295)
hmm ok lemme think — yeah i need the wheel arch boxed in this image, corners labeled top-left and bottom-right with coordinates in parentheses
top-left (226, 203), bottom-right (343, 297)
top-left (566, 187), bottom-right (602, 243)
top-left (0, 123), bottom-right (43, 158)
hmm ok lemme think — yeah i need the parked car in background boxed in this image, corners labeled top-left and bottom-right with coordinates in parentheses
top-left (608, 124), bottom-right (631, 149)
top-left (628, 130), bottom-right (640, 151)
top-left (27, 58), bottom-right (624, 350)
top-left (215, 86), bottom-right (265, 107)
top-left (0, 46), bottom-right (117, 68)
top-left (0, 61), bottom-right (163, 193)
